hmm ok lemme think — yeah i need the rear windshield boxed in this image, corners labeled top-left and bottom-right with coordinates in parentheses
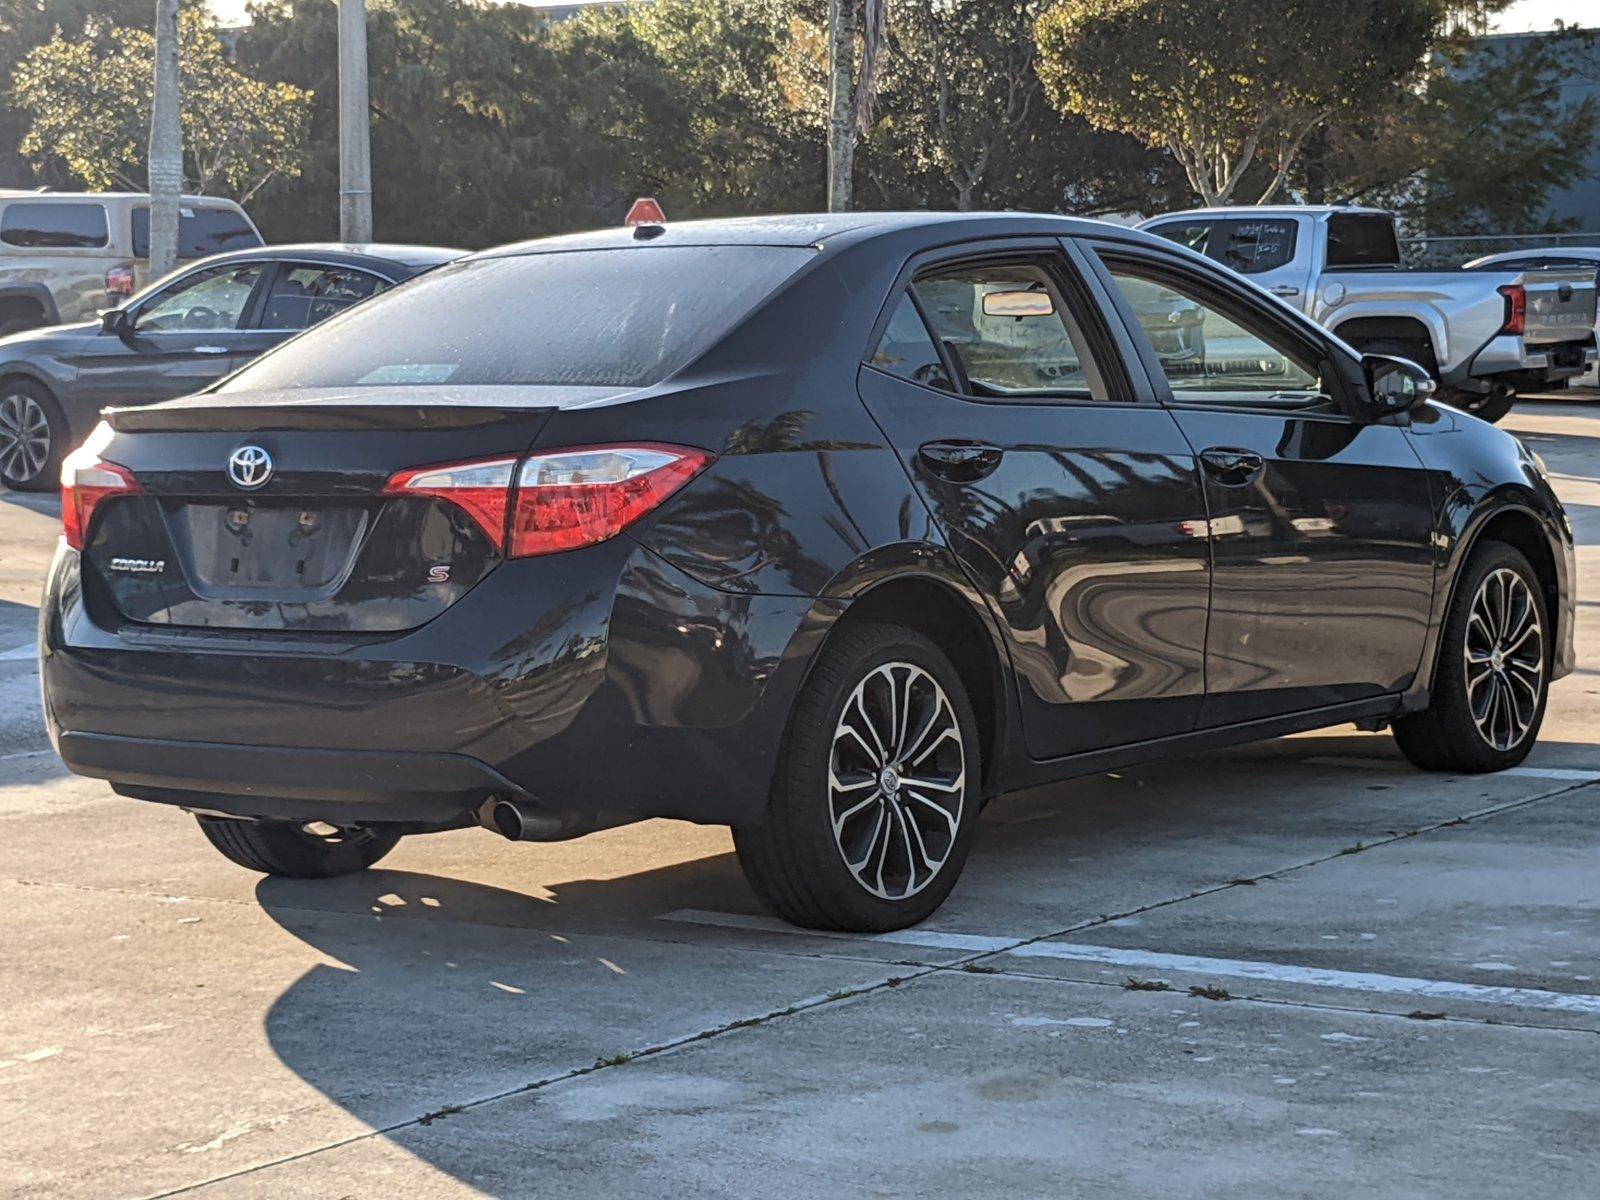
top-left (1325, 214), bottom-right (1400, 269)
top-left (220, 246), bottom-right (814, 391)
top-left (132, 206), bottom-right (263, 258)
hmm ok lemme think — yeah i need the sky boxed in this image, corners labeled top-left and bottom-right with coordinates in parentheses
top-left (205, 0), bottom-right (1589, 33)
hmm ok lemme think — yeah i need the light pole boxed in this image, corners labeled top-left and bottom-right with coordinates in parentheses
top-left (338, 0), bottom-right (373, 243)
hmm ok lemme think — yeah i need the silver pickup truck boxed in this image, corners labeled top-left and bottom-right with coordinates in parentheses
top-left (1141, 205), bottom-right (1598, 422)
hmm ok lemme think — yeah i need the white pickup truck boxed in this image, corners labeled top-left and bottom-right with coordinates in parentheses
top-left (1140, 205), bottom-right (1598, 422)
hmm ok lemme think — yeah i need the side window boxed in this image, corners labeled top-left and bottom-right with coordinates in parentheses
top-left (869, 293), bottom-right (953, 392)
top-left (911, 259), bottom-right (1108, 401)
top-left (1101, 261), bottom-right (1327, 407)
top-left (132, 207), bottom-right (264, 258)
top-left (134, 263), bottom-right (265, 333)
top-left (1148, 218), bottom-right (1297, 275)
top-left (259, 265), bottom-right (388, 330)
top-left (1, 202), bottom-right (109, 249)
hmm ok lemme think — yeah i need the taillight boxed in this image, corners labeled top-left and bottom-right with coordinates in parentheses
top-left (510, 445), bottom-right (712, 557)
top-left (381, 458), bottom-right (518, 552)
top-left (61, 448), bottom-right (139, 550)
top-left (105, 265), bottom-right (136, 297)
top-left (381, 444), bottom-right (713, 559)
top-left (1498, 284), bottom-right (1526, 336)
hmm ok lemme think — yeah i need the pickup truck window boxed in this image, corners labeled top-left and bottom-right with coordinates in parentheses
top-left (1325, 214), bottom-right (1401, 269)
top-left (1102, 261), bottom-right (1328, 408)
top-left (1, 202), bottom-right (109, 249)
top-left (1146, 218), bottom-right (1298, 276)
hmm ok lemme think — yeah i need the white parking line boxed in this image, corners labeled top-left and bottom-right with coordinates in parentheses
top-left (0, 642), bottom-right (37, 661)
top-left (1303, 755), bottom-right (1600, 782)
top-left (661, 909), bottom-right (1600, 1016)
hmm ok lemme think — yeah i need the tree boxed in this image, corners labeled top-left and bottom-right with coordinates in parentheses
top-left (860, 0), bottom-right (1180, 214)
top-left (826, 0), bottom-right (857, 210)
top-left (148, 0), bottom-right (181, 277)
top-left (1034, 0), bottom-right (1442, 206)
top-left (13, 10), bottom-right (313, 203)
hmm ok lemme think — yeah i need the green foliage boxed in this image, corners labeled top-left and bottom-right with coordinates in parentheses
top-left (1035, 0), bottom-right (1445, 205)
top-left (12, 9), bottom-right (311, 199)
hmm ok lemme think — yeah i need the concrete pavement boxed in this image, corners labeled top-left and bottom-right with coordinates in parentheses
top-left (3, 401), bottom-right (1599, 1198)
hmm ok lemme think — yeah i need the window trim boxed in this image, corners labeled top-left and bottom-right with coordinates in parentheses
top-left (1085, 240), bottom-right (1359, 419)
top-left (864, 237), bottom-right (1139, 407)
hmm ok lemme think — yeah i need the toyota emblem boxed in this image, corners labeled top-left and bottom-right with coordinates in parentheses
top-left (227, 444), bottom-right (273, 489)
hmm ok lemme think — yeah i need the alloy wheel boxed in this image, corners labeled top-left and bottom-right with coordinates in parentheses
top-left (0, 390), bottom-right (51, 484)
top-left (828, 661), bottom-right (966, 900)
top-left (1464, 567), bottom-right (1544, 752)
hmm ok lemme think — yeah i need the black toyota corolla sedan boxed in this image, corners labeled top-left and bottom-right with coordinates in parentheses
top-left (39, 211), bottom-right (1576, 931)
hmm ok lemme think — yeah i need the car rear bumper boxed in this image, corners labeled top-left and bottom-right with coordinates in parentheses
top-left (41, 538), bottom-right (821, 828)
top-left (1465, 334), bottom-right (1597, 389)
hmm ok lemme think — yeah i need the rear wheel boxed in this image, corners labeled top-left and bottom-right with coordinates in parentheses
top-left (1393, 542), bottom-right (1549, 772)
top-left (1439, 385), bottom-right (1515, 424)
top-left (0, 378), bottom-right (67, 491)
top-left (735, 623), bottom-right (982, 932)
top-left (196, 816), bottom-right (402, 878)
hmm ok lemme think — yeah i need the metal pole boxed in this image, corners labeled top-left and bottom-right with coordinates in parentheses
top-left (338, 0), bottom-right (373, 243)
top-left (147, 0), bottom-right (182, 279)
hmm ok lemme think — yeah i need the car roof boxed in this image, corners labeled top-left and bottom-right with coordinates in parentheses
top-left (1464, 247), bottom-right (1600, 267)
top-left (475, 211), bottom-right (1162, 259)
top-left (192, 242), bottom-right (468, 275)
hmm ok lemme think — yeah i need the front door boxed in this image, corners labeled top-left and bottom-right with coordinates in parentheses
top-left (1090, 246), bottom-right (1436, 726)
top-left (856, 244), bottom-right (1211, 759)
top-left (70, 261), bottom-right (268, 407)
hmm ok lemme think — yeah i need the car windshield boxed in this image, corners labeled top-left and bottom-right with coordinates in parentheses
top-left (220, 246), bottom-right (814, 392)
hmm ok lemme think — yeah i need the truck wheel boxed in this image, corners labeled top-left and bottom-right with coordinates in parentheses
top-left (196, 816), bottom-right (402, 878)
top-left (734, 622), bottom-right (982, 932)
top-left (1393, 542), bottom-right (1548, 773)
top-left (0, 378), bottom-right (68, 491)
top-left (1439, 386), bottom-right (1514, 424)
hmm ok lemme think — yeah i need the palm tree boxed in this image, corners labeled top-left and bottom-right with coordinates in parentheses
top-left (826, 0), bottom-right (887, 212)
top-left (147, 0), bottom-right (182, 279)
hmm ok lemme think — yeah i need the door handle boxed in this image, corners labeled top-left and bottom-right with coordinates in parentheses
top-left (1199, 447), bottom-right (1265, 485)
top-left (918, 440), bottom-right (1003, 482)
top-left (1269, 286), bottom-right (1301, 298)
top-left (193, 345), bottom-right (230, 356)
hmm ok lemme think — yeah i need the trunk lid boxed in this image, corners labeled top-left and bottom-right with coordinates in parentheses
top-left (1517, 267), bottom-right (1598, 346)
top-left (85, 386), bottom-right (613, 633)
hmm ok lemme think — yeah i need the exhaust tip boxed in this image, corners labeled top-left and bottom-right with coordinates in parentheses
top-left (489, 799), bottom-right (524, 841)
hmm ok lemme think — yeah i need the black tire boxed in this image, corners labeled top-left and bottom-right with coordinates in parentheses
top-left (0, 315), bottom-right (43, 338)
top-left (0, 377), bottom-right (69, 491)
top-left (1393, 542), bottom-right (1550, 773)
top-left (196, 816), bottom-right (402, 878)
top-left (734, 622), bottom-right (982, 932)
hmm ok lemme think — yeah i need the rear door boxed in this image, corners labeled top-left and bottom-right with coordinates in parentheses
top-left (857, 240), bottom-right (1211, 759)
top-left (1087, 241), bottom-right (1436, 726)
top-left (231, 260), bottom-right (394, 367)
top-left (71, 260), bottom-right (269, 406)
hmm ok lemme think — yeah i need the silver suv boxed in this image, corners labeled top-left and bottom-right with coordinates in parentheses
top-left (0, 190), bottom-right (262, 336)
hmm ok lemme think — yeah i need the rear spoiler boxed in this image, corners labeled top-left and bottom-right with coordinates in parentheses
top-left (104, 402), bottom-right (556, 435)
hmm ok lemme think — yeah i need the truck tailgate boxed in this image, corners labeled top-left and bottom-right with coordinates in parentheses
top-left (1520, 268), bottom-right (1597, 345)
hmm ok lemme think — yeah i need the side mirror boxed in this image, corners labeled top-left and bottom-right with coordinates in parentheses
top-left (100, 308), bottom-right (131, 336)
top-left (1361, 353), bottom-right (1436, 416)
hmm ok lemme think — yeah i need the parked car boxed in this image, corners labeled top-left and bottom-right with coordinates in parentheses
top-left (0, 190), bottom-right (262, 335)
top-left (0, 243), bottom-right (466, 490)
top-left (40, 211), bottom-right (1575, 932)
top-left (1464, 246), bottom-right (1600, 389)
top-left (1141, 206), bottom-right (1598, 422)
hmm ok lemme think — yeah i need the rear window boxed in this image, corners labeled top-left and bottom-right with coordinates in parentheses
top-left (1147, 218), bottom-right (1298, 275)
top-left (132, 206), bottom-right (262, 258)
top-left (1, 202), bottom-right (109, 249)
top-left (220, 246), bottom-right (815, 392)
top-left (1325, 214), bottom-right (1400, 269)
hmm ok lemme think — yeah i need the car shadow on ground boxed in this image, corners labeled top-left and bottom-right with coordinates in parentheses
top-left (248, 729), bottom-right (1600, 1193)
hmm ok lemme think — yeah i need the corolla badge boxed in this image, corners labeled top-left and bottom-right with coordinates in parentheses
top-left (227, 444), bottom-right (273, 489)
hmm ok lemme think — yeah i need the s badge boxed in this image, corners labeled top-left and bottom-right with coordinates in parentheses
top-left (427, 564), bottom-right (451, 584)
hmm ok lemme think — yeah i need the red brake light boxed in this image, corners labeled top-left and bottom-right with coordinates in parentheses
top-left (624, 197), bottom-right (666, 227)
top-left (510, 445), bottom-right (712, 557)
top-left (381, 458), bottom-right (518, 552)
top-left (105, 265), bottom-right (136, 297)
top-left (61, 453), bottom-right (139, 550)
top-left (1498, 284), bottom-right (1526, 336)
top-left (381, 445), bottom-right (712, 559)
